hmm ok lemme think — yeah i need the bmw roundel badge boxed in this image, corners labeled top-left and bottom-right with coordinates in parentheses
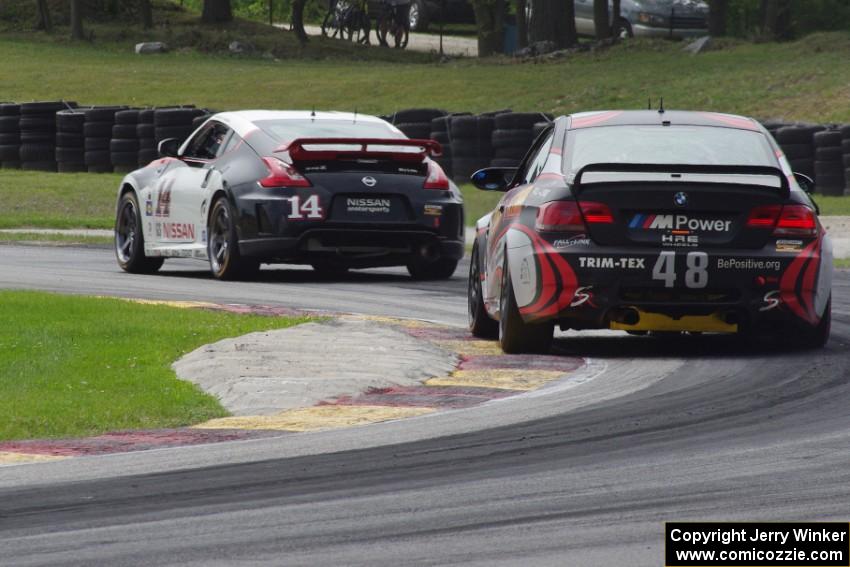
top-left (674, 191), bottom-right (688, 207)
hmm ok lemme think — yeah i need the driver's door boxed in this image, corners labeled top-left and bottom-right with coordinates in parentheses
top-left (152, 121), bottom-right (232, 257)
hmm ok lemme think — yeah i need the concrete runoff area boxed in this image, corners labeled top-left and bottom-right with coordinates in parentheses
top-left (173, 317), bottom-right (458, 415)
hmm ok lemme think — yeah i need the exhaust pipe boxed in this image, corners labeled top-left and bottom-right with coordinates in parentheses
top-left (609, 307), bottom-right (640, 326)
top-left (419, 243), bottom-right (439, 261)
top-left (721, 310), bottom-right (739, 325)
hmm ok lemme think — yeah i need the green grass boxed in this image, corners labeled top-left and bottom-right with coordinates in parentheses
top-left (814, 195), bottom-right (850, 216)
top-left (0, 291), bottom-right (311, 441)
top-left (0, 232), bottom-right (112, 246)
top-left (835, 258), bottom-right (850, 269)
top-left (3, 31), bottom-right (850, 119)
top-left (0, 170), bottom-right (119, 229)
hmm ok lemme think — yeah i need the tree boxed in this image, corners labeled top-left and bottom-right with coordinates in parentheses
top-left (291, 0), bottom-right (309, 44)
top-left (140, 0), bottom-right (154, 29)
top-left (70, 0), bottom-right (85, 39)
top-left (593, 0), bottom-right (610, 40)
top-left (471, 0), bottom-right (506, 57)
top-left (202, 0), bottom-right (233, 23)
top-left (516, 0), bottom-right (528, 49)
top-left (528, 0), bottom-right (576, 48)
top-left (35, 0), bottom-right (52, 32)
top-left (611, 0), bottom-right (621, 37)
top-left (708, 0), bottom-right (726, 36)
top-left (761, 0), bottom-right (792, 40)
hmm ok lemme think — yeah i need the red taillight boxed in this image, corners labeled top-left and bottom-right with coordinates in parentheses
top-left (579, 201), bottom-right (614, 224)
top-left (746, 204), bottom-right (782, 228)
top-left (424, 160), bottom-right (449, 190)
top-left (536, 201), bottom-right (585, 232)
top-left (775, 204), bottom-right (817, 237)
top-left (747, 204), bottom-right (817, 237)
top-left (260, 157), bottom-right (311, 188)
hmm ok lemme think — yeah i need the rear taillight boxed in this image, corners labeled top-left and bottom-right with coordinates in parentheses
top-left (260, 157), bottom-right (311, 188)
top-left (775, 204), bottom-right (817, 237)
top-left (536, 201), bottom-right (584, 232)
top-left (535, 201), bottom-right (613, 232)
top-left (746, 205), bottom-right (782, 228)
top-left (747, 204), bottom-right (817, 237)
top-left (424, 160), bottom-right (450, 190)
top-left (579, 201), bottom-right (614, 224)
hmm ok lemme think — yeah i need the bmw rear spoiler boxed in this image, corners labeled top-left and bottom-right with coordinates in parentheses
top-left (573, 163), bottom-right (790, 199)
top-left (274, 138), bottom-right (443, 162)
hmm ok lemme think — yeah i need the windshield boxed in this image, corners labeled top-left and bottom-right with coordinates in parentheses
top-left (564, 125), bottom-right (776, 174)
top-left (255, 119), bottom-right (405, 142)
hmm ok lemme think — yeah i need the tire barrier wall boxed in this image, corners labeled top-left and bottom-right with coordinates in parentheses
top-left (1, 102), bottom-right (848, 195)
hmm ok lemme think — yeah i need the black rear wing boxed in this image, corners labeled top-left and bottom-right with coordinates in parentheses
top-left (572, 163), bottom-right (790, 199)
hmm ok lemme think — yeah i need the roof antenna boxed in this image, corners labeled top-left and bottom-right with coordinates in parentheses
top-left (658, 97), bottom-right (665, 114)
top-left (647, 97), bottom-right (652, 110)
top-left (310, 107), bottom-right (316, 122)
top-left (353, 108), bottom-right (358, 124)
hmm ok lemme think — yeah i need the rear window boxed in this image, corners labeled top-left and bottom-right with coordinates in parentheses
top-left (254, 119), bottom-right (405, 142)
top-left (564, 125), bottom-right (776, 174)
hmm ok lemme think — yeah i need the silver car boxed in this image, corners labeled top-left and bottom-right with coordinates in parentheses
top-left (573, 0), bottom-right (709, 39)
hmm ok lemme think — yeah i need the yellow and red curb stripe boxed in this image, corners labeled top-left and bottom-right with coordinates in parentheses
top-left (0, 303), bottom-right (585, 464)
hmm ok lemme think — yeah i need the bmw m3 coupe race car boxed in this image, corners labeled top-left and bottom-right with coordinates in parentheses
top-left (468, 110), bottom-right (833, 353)
top-left (114, 111), bottom-right (464, 280)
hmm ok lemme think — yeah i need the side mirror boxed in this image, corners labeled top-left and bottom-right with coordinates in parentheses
top-left (793, 172), bottom-right (815, 194)
top-left (158, 138), bottom-right (181, 158)
top-left (471, 167), bottom-right (517, 192)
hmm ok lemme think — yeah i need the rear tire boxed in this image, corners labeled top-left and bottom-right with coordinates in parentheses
top-left (207, 197), bottom-right (260, 280)
top-left (468, 241), bottom-right (498, 339)
top-left (498, 257), bottom-right (553, 354)
top-left (407, 257), bottom-right (457, 280)
top-left (798, 297), bottom-right (831, 349)
top-left (115, 192), bottom-right (164, 274)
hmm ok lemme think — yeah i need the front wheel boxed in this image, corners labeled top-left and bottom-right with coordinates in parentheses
top-left (407, 257), bottom-right (458, 280)
top-left (498, 256), bottom-right (553, 354)
top-left (115, 192), bottom-right (163, 274)
top-left (468, 241), bottom-right (498, 338)
top-left (207, 197), bottom-right (259, 281)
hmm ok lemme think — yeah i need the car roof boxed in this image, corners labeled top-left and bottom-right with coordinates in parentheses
top-left (567, 110), bottom-right (762, 131)
top-left (212, 110), bottom-right (389, 138)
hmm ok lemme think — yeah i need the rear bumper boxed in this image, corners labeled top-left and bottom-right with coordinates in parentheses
top-left (240, 228), bottom-right (464, 268)
top-left (508, 235), bottom-right (832, 332)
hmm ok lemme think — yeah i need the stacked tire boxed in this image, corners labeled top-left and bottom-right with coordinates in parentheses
top-left (450, 114), bottom-right (495, 181)
top-left (390, 108), bottom-right (447, 140)
top-left (111, 109), bottom-right (141, 173)
top-left (55, 109), bottom-right (87, 173)
top-left (137, 109), bottom-right (157, 166)
top-left (491, 112), bottom-right (546, 168)
top-left (429, 115), bottom-right (453, 178)
top-left (813, 128), bottom-right (845, 196)
top-left (84, 106), bottom-right (127, 173)
top-left (0, 103), bottom-right (21, 169)
top-left (838, 124), bottom-right (850, 196)
top-left (775, 124), bottom-right (822, 183)
top-left (20, 101), bottom-right (75, 172)
top-left (154, 107), bottom-right (206, 148)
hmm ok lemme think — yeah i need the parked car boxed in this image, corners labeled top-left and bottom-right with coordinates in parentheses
top-left (366, 0), bottom-right (475, 32)
top-left (526, 0), bottom-right (709, 41)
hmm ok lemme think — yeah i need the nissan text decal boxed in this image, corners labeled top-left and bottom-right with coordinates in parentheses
top-left (629, 214), bottom-right (732, 232)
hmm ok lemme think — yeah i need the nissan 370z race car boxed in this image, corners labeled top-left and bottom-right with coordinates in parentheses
top-left (468, 110), bottom-right (833, 353)
top-left (114, 111), bottom-right (464, 280)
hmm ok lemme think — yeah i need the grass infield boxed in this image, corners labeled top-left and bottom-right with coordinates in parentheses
top-left (0, 291), bottom-right (311, 441)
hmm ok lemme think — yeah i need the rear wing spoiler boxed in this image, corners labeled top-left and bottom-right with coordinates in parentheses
top-left (573, 163), bottom-right (790, 199)
top-left (274, 138), bottom-right (443, 162)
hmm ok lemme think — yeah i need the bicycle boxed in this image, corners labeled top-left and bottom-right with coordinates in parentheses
top-left (321, 0), bottom-right (371, 45)
top-left (376, 0), bottom-right (410, 49)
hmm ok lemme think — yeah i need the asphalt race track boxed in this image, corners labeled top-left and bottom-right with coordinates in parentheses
top-left (1, 245), bottom-right (849, 566)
